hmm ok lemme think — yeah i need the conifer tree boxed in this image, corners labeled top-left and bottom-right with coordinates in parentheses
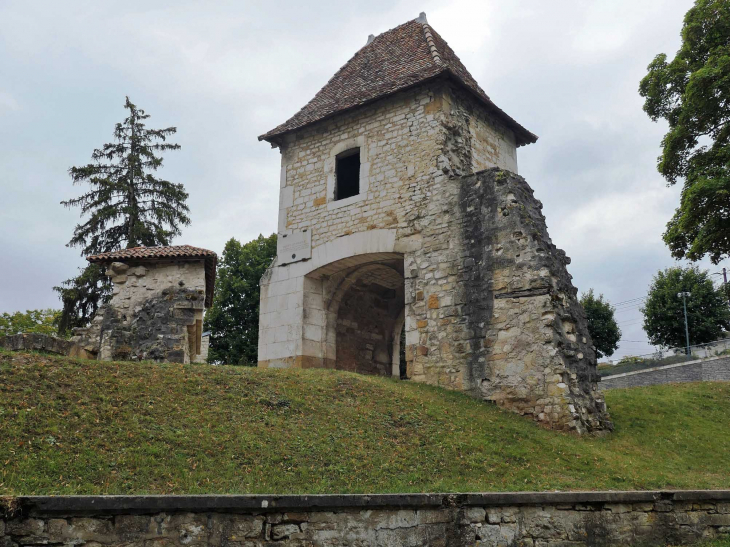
top-left (55, 97), bottom-right (190, 334)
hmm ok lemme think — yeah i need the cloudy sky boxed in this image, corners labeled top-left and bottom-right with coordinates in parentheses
top-left (1, 0), bottom-right (725, 360)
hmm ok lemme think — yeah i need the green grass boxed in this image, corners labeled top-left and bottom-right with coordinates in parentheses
top-left (684, 540), bottom-right (730, 547)
top-left (1, 349), bottom-right (730, 495)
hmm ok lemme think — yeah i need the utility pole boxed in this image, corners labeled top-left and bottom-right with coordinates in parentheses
top-left (712, 269), bottom-right (729, 307)
top-left (678, 291), bottom-right (691, 355)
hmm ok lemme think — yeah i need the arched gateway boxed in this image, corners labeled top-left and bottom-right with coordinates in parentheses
top-left (257, 14), bottom-right (612, 433)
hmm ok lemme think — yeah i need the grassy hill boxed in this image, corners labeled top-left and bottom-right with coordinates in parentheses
top-left (1, 349), bottom-right (729, 495)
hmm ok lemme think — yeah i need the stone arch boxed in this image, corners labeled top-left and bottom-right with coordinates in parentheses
top-left (305, 252), bottom-right (404, 377)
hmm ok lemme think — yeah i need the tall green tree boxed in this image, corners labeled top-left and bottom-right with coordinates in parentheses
top-left (205, 234), bottom-right (277, 365)
top-left (639, 0), bottom-right (730, 263)
top-left (0, 309), bottom-right (62, 337)
top-left (55, 97), bottom-right (190, 334)
top-left (579, 290), bottom-right (621, 359)
top-left (642, 265), bottom-right (730, 349)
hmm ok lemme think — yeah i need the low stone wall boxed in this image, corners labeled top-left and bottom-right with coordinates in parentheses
top-left (601, 355), bottom-right (730, 390)
top-left (3, 491), bottom-right (730, 546)
top-left (0, 333), bottom-right (72, 355)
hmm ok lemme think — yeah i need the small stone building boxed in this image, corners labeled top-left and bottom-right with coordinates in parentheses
top-left (257, 14), bottom-right (611, 432)
top-left (71, 245), bottom-right (217, 364)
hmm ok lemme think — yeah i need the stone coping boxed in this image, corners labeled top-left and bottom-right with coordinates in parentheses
top-left (601, 355), bottom-right (725, 380)
top-left (9, 491), bottom-right (730, 516)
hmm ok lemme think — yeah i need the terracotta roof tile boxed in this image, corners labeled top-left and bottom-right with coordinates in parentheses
top-left (259, 16), bottom-right (537, 146)
top-left (87, 246), bottom-right (218, 307)
top-left (87, 245), bottom-right (216, 262)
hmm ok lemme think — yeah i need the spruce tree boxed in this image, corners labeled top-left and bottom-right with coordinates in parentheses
top-left (55, 97), bottom-right (190, 334)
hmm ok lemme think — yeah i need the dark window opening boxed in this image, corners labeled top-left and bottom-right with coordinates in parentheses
top-left (335, 148), bottom-right (360, 200)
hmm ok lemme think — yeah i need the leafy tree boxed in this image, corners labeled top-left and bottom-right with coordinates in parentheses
top-left (641, 265), bottom-right (730, 349)
top-left (580, 290), bottom-right (621, 358)
top-left (205, 234), bottom-right (277, 365)
top-left (0, 309), bottom-right (62, 337)
top-left (639, 0), bottom-right (730, 263)
top-left (55, 264), bottom-right (108, 335)
top-left (55, 97), bottom-right (190, 334)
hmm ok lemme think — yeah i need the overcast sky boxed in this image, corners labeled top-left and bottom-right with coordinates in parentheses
top-left (1, 0), bottom-right (725, 360)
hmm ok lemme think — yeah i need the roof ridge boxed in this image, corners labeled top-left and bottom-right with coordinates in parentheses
top-left (419, 18), bottom-right (443, 67)
top-left (259, 15), bottom-right (537, 146)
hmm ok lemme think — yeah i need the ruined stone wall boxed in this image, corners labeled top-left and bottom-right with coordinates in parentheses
top-left (0, 334), bottom-right (72, 356)
top-left (72, 261), bottom-right (207, 364)
top-left (404, 168), bottom-right (610, 433)
top-left (4, 491), bottom-right (730, 546)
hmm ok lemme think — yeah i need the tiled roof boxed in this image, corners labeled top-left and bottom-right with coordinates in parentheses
top-left (87, 245), bottom-right (217, 262)
top-left (87, 246), bottom-right (218, 307)
top-left (259, 15), bottom-right (537, 147)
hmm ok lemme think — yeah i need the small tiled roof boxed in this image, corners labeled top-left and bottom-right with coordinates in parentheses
top-left (87, 246), bottom-right (218, 307)
top-left (259, 15), bottom-right (537, 147)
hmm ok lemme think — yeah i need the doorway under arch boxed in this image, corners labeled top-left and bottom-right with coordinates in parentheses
top-left (310, 254), bottom-right (405, 377)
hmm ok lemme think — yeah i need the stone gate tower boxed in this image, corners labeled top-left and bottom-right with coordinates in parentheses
top-left (257, 14), bottom-right (611, 433)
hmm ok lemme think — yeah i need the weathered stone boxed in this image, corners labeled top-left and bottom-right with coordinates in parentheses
top-left (0, 333), bottom-right (73, 356)
top-left (72, 259), bottom-right (213, 364)
top-left (464, 507), bottom-right (486, 523)
top-left (5, 491), bottom-right (730, 546)
top-left (6, 519), bottom-right (44, 537)
top-left (270, 523), bottom-right (300, 540)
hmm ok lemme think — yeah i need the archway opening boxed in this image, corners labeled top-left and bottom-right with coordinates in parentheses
top-left (332, 260), bottom-right (404, 377)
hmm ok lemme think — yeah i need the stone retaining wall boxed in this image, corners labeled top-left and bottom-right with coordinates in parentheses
top-left (3, 491), bottom-right (730, 546)
top-left (600, 355), bottom-right (730, 390)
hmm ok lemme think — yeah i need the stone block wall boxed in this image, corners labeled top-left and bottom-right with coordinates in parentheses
top-left (72, 261), bottom-right (208, 364)
top-left (403, 167), bottom-right (610, 433)
top-left (275, 80), bottom-right (518, 248)
top-left (4, 491), bottom-right (730, 546)
top-left (0, 333), bottom-right (72, 356)
top-left (260, 79), bottom-right (519, 372)
top-left (601, 355), bottom-right (730, 390)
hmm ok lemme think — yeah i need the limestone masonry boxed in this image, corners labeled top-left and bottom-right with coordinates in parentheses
top-left (4, 491), bottom-right (730, 546)
top-left (71, 245), bottom-right (217, 364)
top-left (257, 15), bottom-right (611, 432)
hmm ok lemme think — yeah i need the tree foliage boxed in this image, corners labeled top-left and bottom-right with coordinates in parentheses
top-left (641, 265), bottom-right (730, 348)
top-left (55, 264), bottom-right (109, 335)
top-left (55, 97), bottom-right (190, 334)
top-left (204, 234), bottom-right (277, 365)
top-left (639, 0), bottom-right (730, 263)
top-left (579, 290), bottom-right (621, 359)
top-left (0, 309), bottom-right (62, 337)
